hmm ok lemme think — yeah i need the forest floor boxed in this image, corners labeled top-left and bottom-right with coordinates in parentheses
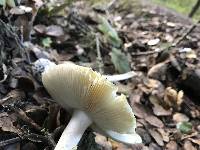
top-left (0, 0), bottom-right (200, 150)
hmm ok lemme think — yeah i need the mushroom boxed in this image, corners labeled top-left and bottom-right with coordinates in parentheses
top-left (40, 61), bottom-right (142, 149)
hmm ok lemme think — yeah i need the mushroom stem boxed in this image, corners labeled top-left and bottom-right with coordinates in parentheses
top-left (104, 71), bottom-right (137, 82)
top-left (55, 110), bottom-right (92, 150)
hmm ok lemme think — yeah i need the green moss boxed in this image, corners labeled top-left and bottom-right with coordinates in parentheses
top-left (153, 0), bottom-right (200, 20)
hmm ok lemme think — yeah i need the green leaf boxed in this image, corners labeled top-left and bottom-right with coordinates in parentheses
top-left (98, 16), bottom-right (122, 48)
top-left (0, 0), bottom-right (6, 7)
top-left (6, 0), bottom-right (15, 7)
top-left (110, 48), bottom-right (131, 73)
top-left (176, 121), bottom-right (192, 134)
top-left (42, 37), bottom-right (52, 48)
top-left (48, 0), bottom-right (74, 16)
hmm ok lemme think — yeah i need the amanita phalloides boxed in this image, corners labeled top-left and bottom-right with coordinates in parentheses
top-left (34, 58), bottom-right (142, 150)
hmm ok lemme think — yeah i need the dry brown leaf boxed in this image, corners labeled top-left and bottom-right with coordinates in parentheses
top-left (0, 112), bottom-right (20, 134)
top-left (149, 143), bottom-right (161, 150)
top-left (183, 140), bottom-right (197, 150)
top-left (34, 24), bottom-right (46, 34)
top-left (148, 62), bottom-right (168, 81)
top-left (116, 83), bottom-right (133, 95)
top-left (173, 113), bottom-right (189, 123)
top-left (145, 115), bottom-right (164, 128)
top-left (140, 79), bottom-right (165, 97)
top-left (46, 25), bottom-right (64, 37)
top-left (157, 128), bottom-right (169, 142)
top-left (153, 104), bottom-right (172, 116)
top-left (149, 129), bottom-right (164, 146)
top-left (147, 38), bottom-right (160, 46)
top-left (0, 89), bottom-right (25, 106)
top-left (181, 132), bottom-right (199, 140)
top-left (95, 133), bottom-right (112, 150)
top-left (165, 141), bottom-right (178, 150)
top-left (188, 138), bottom-right (200, 145)
top-left (137, 128), bottom-right (152, 145)
top-left (131, 103), bottom-right (148, 119)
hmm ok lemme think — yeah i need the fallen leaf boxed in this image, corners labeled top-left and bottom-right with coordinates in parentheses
top-left (136, 128), bottom-right (152, 145)
top-left (42, 37), bottom-right (52, 48)
top-left (150, 95), bottom-right (172, 116)
top-left (0, 112), bottom-right (20, 134)
top-left (145, 115), bottom-right (164, 128)
top-left (149, 143), bottom-right (161, 150)
top-left (110, 48), bottom-right (131, 73)
top-left (152, 104), bottom-right (172, 116)
top-left (45, 25), bottom-right (64, 37)
top-left (147, 62), bottom-right (168, 81)
top-left (0, 89), bottom-right (25, 106)
top-left (95, 133), bottom-right (112, 150)
top-left (176, 122), bottom-right (192, 134)
top-left (98, 16), bottom-right (122, 47)
top-left (165, 141), bottom-right (178, 150)
top-left (173, 113), bottom-right (189, 123)
top-left (183, 140), bottom-right (197, 150)
top-left (165, 34), bottom-right (174, 42)
top-left (149, 129), bottom-right (164, 146)
top-left (188, 138), bottom-right (200, 145)
top-left (34, 24), bottom-right (46, 34)
top-left (166, 22), bottom-right (176, 27)
top-left (147, 38), bottom-right (160, 46)
top-left (0, 63), bottom-right (8, 83)
top-left (131, 103), bottom-right (147, 118)
top-left (6, 0), bottom-right (15, 7)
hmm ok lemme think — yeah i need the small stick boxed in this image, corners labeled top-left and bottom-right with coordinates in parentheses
top-left (173, 20), bottom-right (200, 46)
top-left (0, 133), bottom-right (56, 148)
top-left (96, 34), bottom-right (104, 74)
top-left (10, 107), bottom-right (42, 131)
top-left (0, 137), bottom-right (20, 147)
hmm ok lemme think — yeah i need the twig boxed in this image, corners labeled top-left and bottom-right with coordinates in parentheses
top-left (95, 34), bottom-right (104, 74)
top-left (26, 133), bottom-right (56, 148)
top-left (0, 137), bottom-right (21, 147)
top-left (0, 133), bottom-right (56, 148)
top-left (173, 20), bottom-right (200, 46)
top-left (10, 107), bottom-right (42, 131)
top-left (131, 49), bottom-right (162, 56)
top-left (189, 0), bottom-right (200, 18)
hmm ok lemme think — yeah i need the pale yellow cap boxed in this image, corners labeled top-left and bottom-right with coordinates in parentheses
top-left (42, 63), bottom-right (136, 134)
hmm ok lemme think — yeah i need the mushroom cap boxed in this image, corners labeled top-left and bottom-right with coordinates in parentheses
top-left (42, 63), bottom-right (136, 134)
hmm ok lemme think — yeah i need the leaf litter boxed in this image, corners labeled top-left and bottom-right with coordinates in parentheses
top-left (0, 0), bottom-right (200, 150)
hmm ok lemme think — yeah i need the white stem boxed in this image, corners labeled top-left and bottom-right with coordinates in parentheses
top-left (105, 71), bottom-right (137, 82)
top-left (55, 110), bottom-right (92, 150)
